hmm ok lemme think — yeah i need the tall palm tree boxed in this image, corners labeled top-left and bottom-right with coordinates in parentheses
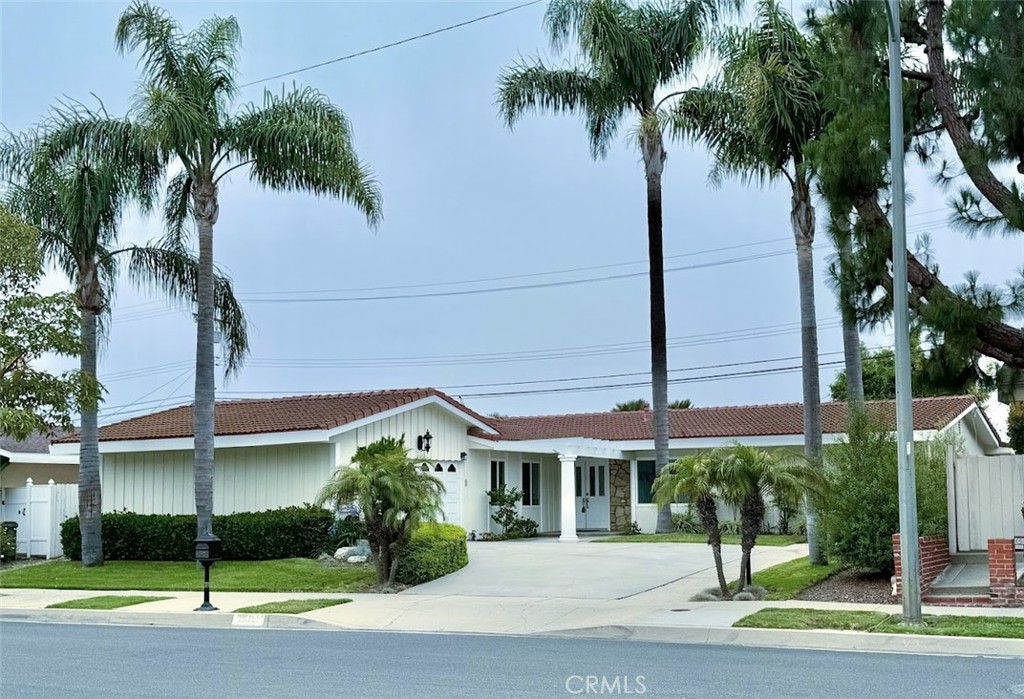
top-left (652, 452), bottom-right (730, 598)
top-left (49, 1), bottom-right (383, 538)
top-left (711, 443), bottom-right (823, 590)
top-left (0, 124), bottom-right (248, 566)
top-left (497, 0), bottom-right (725, 532)
top-left (671, 0), bottom-right (829, 561)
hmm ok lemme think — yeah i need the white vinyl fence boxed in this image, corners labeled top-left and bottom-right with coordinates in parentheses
top-left (0, 478), bottom-right (79, 558)
top-left (948, 452), bottom-right (1024, 553)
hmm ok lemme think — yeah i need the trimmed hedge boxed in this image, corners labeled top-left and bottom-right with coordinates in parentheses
top-left (395, 523), bottom-right (468, 585)
top-left (60, 505), bottom-right (334, 561)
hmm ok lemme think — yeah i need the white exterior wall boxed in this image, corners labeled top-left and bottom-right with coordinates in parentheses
top-left (101, 443), bottom-right (333, 515)
top-left (332, 403), bottom-right (471, 467)
top-left (463, 449), bottom-right (491, 535)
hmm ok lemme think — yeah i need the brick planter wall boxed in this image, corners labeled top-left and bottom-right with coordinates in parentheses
top-left (988, 539), bottom-right (1024, 608)
top-left (892, 534), bottom-right (951, 596)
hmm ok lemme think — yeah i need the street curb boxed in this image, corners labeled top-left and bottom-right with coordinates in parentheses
top-left (541, 624), bottom-right (1024, 658)
top-left (0, 607), bottom-right (342, 631)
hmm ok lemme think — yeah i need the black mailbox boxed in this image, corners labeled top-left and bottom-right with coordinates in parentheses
top-left (195, 533), bottom-right (222, 562)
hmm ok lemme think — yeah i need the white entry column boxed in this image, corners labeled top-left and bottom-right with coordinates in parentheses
top-left (558, 454), bottom-right (577, 542)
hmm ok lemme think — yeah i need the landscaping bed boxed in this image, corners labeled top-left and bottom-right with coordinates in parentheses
top-left (793, 568), bottom-right (893, 604)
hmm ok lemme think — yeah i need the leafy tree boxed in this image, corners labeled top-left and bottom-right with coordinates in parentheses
top-left (805, 0), bottom-right (1024, 375)
top-left (829, 338), bottom-right (996, 403)
top-left (710, 443), bottom-right (823, 590)
top-left (1009, 402), bottom-right (1024, 455)
top-left (653, 452), bottom-right (730, 598)
top-left (497, 0), bottom-right (727, 532)
top-left (821, 410), bottom-right (954, 574)
top-left (316, 436), bottom-right (444, 588)
top-left (671, 0), bottom-right (829, 562)
top-left (0, 206), bottom-right (98, 440)
top-left (613, 399), bottom-right (650, 412)
top-left (51, 1), bottom-right (383, 538)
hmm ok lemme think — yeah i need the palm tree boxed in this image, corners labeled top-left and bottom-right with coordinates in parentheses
top-left (652, 452), bottom-right (730, 598)
top-left (613, 398), bottom-right (650, 412)
top-left (668, 398), bottom-right (693, 409)
top-left (711, 443), bottom-right (823, 591)
top-left (0, 123), bottom-right (248, 566)
top-left (497, 0), bottom-right (725, 532)
top-left (670, 0), bottom-right (829, 561)
top-left (316, 436), bottom-right (444, 588)
top-left (49, 1), bottom-right (382, 538)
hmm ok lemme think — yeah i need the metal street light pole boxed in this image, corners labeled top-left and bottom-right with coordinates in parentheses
top-left (885, 0), bottom-right (923, 626)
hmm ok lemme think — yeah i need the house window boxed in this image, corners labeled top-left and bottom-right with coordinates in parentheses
top-left (637, 460), bottom-right (656, 504)
top-left (521, 462), bottom-right (540, 506)
top-left (490, 460), bottom-right (505, 491)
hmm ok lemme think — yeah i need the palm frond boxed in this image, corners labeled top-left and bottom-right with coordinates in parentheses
top-left (225, 87), bottom-right (382, 228)
top-left (638, 0), bottom-right (719, 82)
top-left (121, 244), bottom-right (250, 374)
top-left (163, 170), bottom-right (194, 247)
top-left (497, 60), bottom-right (613, 127)
top-left (115, 0), bottom-right (185, 91)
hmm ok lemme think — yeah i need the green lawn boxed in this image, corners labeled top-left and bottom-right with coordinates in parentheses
top-left (233, 598), bottom-right (352, 614)
top-left (0, 559), bottom-right (376, 593)
top-left (47, 595), bottom-right (171, 610)
top-left (745, 556), bottom-right (842, 600)
top-left (735, 608), bottom-right (1024, 640)
top-left (594, 533), bottom-right (806, 546)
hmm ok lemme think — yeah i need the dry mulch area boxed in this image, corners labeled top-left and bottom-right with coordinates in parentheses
top-left (795, 568), bottom-right (896, 605)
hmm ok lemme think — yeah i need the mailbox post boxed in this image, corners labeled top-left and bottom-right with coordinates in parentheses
top-left (194, 533), bottom-right (223, 612)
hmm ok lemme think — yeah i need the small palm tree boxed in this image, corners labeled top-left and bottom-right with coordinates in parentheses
top-left (48, 1), bottom-right (383, 538)
top-left (317, 436), bottom-right (444, 588)
top-left (670, 0), bottom-right (829, 561)
top-left (498, 0), bottom-right (726, 532)
top-left (668, 398), bottom-right (693, 409)
top-left (653, 453), bottom-right (730, 598)
top-left (613, 398), bottom-right (650, 412)
top-left (0, 124), bottom-right (248, 567)
top-left (711, 443), bottom-right (824, 591)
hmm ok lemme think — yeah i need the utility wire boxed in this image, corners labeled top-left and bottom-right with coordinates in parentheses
top-left (239, 0), bottom-right (543, 88)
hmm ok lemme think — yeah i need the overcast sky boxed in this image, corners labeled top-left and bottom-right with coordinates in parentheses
top-left (2, 1), bottom-right (1020, 426)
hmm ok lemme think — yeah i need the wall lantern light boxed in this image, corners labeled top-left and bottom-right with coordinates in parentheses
top-left (417, 430), bottom-right (432, 452)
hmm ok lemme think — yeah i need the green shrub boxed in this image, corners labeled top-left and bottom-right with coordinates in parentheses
top-left (395, 522), bottom-right (468, 585)
top-left (508, 517), bottom-right (538, 538)
top-left (821, 411), bottom-right (955, 574)
top-left (671, 510), bottom-right (702, 533)
top-left (327, 518), bottom-right (368, 551)
top-left (719, 520), bottom-right (742, 536)
top-left (1, 526), bottom-right (16, 563)
top-left (60, 505), bottom-right (334, 561)
top-left (621, 520), bottom-right (643, 536)
top-left (1009, 402), bottom-right (1024, 455)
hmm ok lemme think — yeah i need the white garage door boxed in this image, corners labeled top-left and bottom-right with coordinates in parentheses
top-left (429, 462), bottom-right (462, 526)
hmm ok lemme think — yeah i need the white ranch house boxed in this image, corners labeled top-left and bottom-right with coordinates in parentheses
top-left (48, 389), bottom-right (1005, 539)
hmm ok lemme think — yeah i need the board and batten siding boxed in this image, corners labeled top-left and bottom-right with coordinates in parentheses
top-left (101, 443), bottom-right (333, 515)
top-left (332, 403), bottom-right (472, 467)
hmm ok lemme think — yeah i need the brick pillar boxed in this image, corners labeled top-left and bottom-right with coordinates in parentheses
top-left (892, 534), bottom-right (951, 595)
top-left (987, 539), bottom-right (1023, 607)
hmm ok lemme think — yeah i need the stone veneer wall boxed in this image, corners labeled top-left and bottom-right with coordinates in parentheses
top-left (609, 460), bottom-right (631, 533)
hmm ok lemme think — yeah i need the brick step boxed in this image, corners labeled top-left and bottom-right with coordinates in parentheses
top-left (923, 595), bottom-right (993, 606)
top-left (926, 584), bottom-right (990, 597)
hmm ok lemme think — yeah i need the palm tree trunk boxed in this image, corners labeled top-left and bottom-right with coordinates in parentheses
top-left (642, 130), bottom-right (672, 534)
top-left (696, 493), bottom-right (729, 598)
top-left (836, 214), bottom-right (864, 405)
top-left (78, 305), bottom-right (103, 567)
top-left (192, 182), bottom-right (218, 538)
top-left (791, 173), bottom-right (825, 565)
top-left (737, 493), bottom-right (764, 592)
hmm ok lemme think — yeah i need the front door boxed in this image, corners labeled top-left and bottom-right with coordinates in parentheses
top-left (574, 461), bottom-right (610, 530)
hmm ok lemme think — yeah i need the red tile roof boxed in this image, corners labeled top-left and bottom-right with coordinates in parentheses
top-left (474, 395), bottom-right (978, 442)
top-left (54, 391), bottom-right (979, 446)
top-left (54, 389), bottom-right (496, 443)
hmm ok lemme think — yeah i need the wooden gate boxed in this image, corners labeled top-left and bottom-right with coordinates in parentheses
top-left (948, 452), bottom-right (1024, 552)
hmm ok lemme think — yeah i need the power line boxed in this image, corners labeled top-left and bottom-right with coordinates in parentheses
top-left (239, 1), bottom-right (543, 88)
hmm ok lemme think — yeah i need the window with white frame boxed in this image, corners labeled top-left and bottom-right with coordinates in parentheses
top-left (521, 461), bottom-right (541, 506)
top-left (490, 460), bottom-right (506, 492)
top-left (636, 460), bottom-right (656, 504)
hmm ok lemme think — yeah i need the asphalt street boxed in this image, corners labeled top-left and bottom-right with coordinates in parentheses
top-left (1, 621), bottom-right (1022, 698)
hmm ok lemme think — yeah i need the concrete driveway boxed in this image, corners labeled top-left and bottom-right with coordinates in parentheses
top-left (403, 537), bottom-right (802, 601)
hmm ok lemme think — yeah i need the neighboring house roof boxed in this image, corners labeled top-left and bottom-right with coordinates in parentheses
top-left (473, 395), bottom-right (979, 442)
top-left (0, 429), bottom-right (73, 454)
top-left (54, 388), bottom-right (497, 444)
